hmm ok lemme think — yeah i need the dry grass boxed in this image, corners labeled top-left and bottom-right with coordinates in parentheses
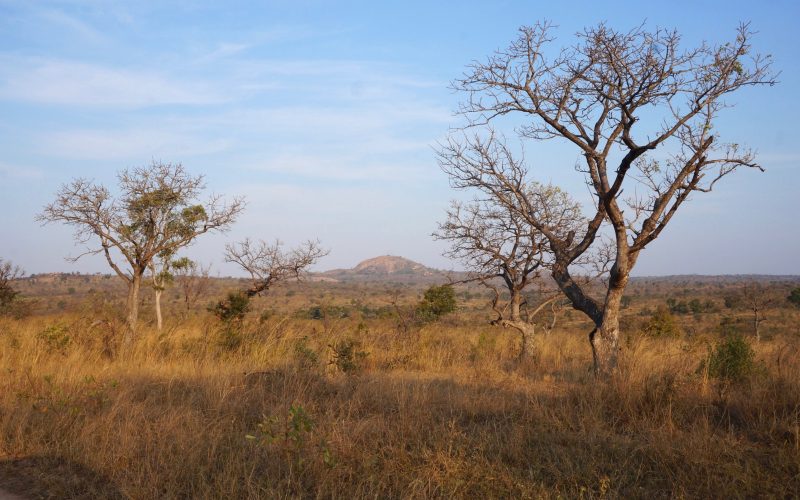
top-left (0, 312), bottom-right (798, 499)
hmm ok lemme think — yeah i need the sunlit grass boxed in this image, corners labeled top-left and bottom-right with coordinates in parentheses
top-left (0, 313), bottom-right (798, 498)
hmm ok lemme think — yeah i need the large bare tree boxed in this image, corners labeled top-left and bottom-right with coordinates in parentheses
top-left (435, 154), bottom-right (586, 358)
top-left (443, 22), bottom-right (775, 375)
top-left (38, 162), bottom-right (245, 338)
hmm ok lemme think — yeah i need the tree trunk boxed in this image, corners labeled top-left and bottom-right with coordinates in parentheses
top-left (591, 280), bottom-right (626, 377)
top-left (519, 323), bottom-right (536, 360)
top-left (124, 272), bottom-right (142, 342)
top-left (591, 315), bottom-right (620, 377)
top-left (155, 288), bottom-right (163, 332)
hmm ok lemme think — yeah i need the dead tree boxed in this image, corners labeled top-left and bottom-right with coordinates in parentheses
top-left (444, 22), bottom-right (775, 376)
top-left (38, 162), bottom-right (245, 339)
top-left (742, 282), bottom-right (772, 341)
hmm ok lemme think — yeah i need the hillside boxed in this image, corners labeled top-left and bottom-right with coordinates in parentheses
top-left (320, 255), bottom-right (452, 283)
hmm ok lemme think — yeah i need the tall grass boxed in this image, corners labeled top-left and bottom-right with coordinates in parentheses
top-left (0, 313), bottom-right (798, 498)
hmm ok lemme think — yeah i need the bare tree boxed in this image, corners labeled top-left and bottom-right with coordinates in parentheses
top-left (38, 162), bottom-right (245, 339)
top-left (225, 238), bottom-right (328, 297)
top-left (171, 257), bottom-right (212, 313)
top-left (435, 167), bottom-right (585, 358)
top-left (0, 258), bottom-right (24, 315)
top-left (445, 22), bottom-right (775, 376)
top-left (742, 282), bottom-right (772, 341)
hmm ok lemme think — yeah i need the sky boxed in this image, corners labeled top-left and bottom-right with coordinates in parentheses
top-left (0, 0), bottom-right (798, 276)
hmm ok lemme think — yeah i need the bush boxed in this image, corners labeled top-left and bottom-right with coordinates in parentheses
top-left (705, 334), bottom-right (756, 383)
top-left (642, 307), bottom-right (680, 338)
top-left (37, 323), bottom-right (72, 353)
top-left (328, 338), bottom-right (368, 374)
top-left (787, 287), bottom-right (800, 308)
top-left (210, 291), bottom-right (250, 323)
top-left (415, 284), bottom-right (457, 323)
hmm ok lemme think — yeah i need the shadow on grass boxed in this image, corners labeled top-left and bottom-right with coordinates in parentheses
top-left (0, 455), bottom-right (123, 499)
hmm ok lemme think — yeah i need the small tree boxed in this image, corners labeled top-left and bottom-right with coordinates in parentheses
top-left (38, 162), bottom-right (244, 339)
top-left (434, 181), bottom-right (590, 357)
top-left (415, 284), bottom-right (457, 323)
top-left (787, 287), bottom-right (800, 308)
top-left (742, 282), bottom-right (771, 341)
top-left (0, 259), bottom-right (23, 315)
top-left (216, 239), bottom-right (327, 315)
top-left (444, 22), bottom-right (775, 376)
top-left (171, 257), bottom-right (212, 313)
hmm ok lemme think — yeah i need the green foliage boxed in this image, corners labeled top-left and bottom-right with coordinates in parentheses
top-left (705, 334), bottom-right (756, 383)
top-left (37, 323), bottom-right (72, 353)
top-left (717, 315), bottom-right (742, 336)
top-left (210, 291), bottom-right (250, 323)
top-left (296, 304), bottom-right (351, 320)
top-left (415, 284), bottom-right (457, 322)
top-left (210, 291), bottom-right (251, 351)
top-left (642, 307), bottom-right (680, 338)
top-left (0, 259), bottom-right (22, 316)
top-left (245, 405), bottom-right (329, 470)
top-left (294, 336), bottom-right (319, 369)
top-left (246, 404), bottom-right (314, 446)
top-left (723, 293), bottom-right (742, 309)
top-left (667, 297), bottom-right (716, 315)
top-left (328, 338), bottom-right (368, 374)
top-left (787, 287), bottom-right (800, 308)
top-left (666, 297), bottom-right (689, 314)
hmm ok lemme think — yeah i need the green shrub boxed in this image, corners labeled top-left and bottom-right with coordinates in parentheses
top-left (787, 287), bottom-right (800, 308)
top-left (328, 338), bottom-right (368, 374)
top-left (706, 334), bottom-right (756, 382)
top-left (415, 284), bottom-right (457, 323)
top-left (210, 291), bottom-right (250, 323)
top-left (294, 336), bottom-right (319, 369)
top-left (642, 307), bottom-right (680, 338)
top-left (37, 323), bottom-right (72, 353)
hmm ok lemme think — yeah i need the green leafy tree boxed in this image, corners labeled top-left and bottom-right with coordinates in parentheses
top-left (38, 162), bottom-right (244, 340)
top-left (0, 259), bottom-right (23, 315)
top-left (788, 287), bottom-right (800, 308)
top-left (415, 284), bottom-right (457, 322)
top-left (643, 307), bottom-right (681, 338)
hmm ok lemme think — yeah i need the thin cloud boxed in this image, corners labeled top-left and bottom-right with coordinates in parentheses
top-left (44, 128), bottom-right (232, 160)
top-left (0, 162), bottom-right (44, 179)
top-left (0, 57), bottom-right (226, 107)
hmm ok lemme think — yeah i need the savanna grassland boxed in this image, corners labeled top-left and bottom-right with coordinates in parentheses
top-left (1, 270), bottom-right (799, 499)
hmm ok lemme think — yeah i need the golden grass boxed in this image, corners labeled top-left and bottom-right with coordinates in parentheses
top-left (0, 313), bottom-right (798, 498)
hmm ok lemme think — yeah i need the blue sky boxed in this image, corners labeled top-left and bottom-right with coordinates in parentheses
top-left (1, 0), bottom-right (798, 276)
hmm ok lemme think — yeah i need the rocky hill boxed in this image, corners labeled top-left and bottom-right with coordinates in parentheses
top-left (320, 255), bottom-right (452, 283)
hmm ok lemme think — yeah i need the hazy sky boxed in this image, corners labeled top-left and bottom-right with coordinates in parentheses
top-left (1, 0), bottom-right (798, 276)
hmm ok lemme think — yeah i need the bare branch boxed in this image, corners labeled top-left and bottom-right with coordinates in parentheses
top-left (225, 239), bottom-right (328, 297)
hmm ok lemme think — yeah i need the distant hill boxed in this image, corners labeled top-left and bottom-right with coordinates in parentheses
top-left (319, 255), bottom-right (454, 283)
